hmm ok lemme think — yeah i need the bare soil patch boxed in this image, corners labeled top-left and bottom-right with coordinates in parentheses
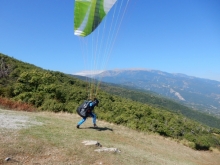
top-left (0, 109), bottom-right (42, 130)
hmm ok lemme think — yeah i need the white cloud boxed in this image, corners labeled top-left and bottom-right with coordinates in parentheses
top-left (74, 70), bottom-right (104, 76)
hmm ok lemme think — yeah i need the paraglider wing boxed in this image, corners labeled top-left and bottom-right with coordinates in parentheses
top-left (74, 0), bottom-right (117, 37)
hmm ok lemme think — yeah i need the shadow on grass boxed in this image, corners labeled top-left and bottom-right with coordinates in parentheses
top-left (84, 126), bottom-right (113, 131)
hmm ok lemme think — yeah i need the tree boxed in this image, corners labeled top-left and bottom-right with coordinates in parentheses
top-left (0, 57), bottom-right (11, 78)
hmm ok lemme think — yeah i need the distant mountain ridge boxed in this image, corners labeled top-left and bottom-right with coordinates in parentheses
top-left (86, 69), bottom-right (220, 117)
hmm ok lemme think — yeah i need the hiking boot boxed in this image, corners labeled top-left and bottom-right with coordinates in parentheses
top-left (76, 125), bottom-right (80, 129)
top-left (94, 124), bottom-right (97, 127)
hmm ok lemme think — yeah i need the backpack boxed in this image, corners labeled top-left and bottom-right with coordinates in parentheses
top-left (76, 101), bottom-right (92, 117)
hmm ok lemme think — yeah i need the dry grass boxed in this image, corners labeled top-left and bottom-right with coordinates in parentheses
top-left (0, 109), bottom-right (220, 165)
top-left (0, 97), bottom-right (36, 112)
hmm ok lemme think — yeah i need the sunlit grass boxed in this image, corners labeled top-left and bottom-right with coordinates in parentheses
top-left (1, 109), bottom-right (220, 165)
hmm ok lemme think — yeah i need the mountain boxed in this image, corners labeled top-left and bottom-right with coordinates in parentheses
top-left (89, 69), bottom-right (220, 117)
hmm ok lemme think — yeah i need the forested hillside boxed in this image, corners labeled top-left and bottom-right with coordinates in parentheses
top-left (0, 53), bottom-right (220, 151)
top-left (98, 83), bottom-right (220, 129)
top-left (74, 75), bottom-right (220, 129)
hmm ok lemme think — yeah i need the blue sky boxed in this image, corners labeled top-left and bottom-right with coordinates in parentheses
top-left (1, 0), bottom-right (220, 81)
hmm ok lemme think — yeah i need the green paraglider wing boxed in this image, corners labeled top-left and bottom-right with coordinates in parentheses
top-left (74, 0), bottom-right (117, 37)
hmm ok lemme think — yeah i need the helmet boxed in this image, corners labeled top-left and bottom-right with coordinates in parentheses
top-left (93, 98), bottom-right (99, 107)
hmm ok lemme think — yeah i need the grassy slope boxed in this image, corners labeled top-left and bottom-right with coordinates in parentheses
top-left (1, 108), bottom-right (220, 165)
